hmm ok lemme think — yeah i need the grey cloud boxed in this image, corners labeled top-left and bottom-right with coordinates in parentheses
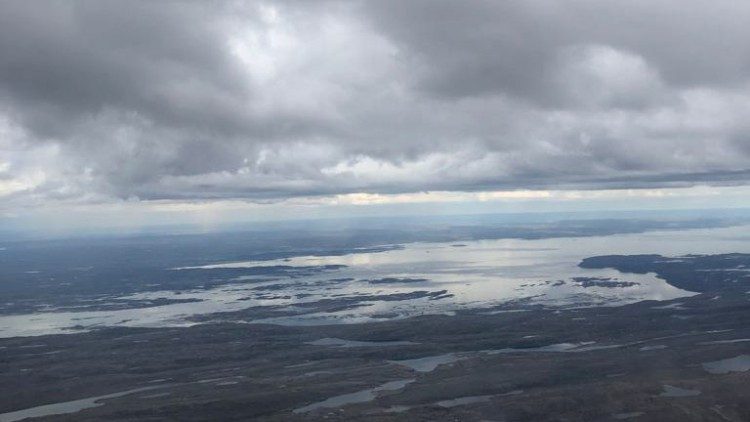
top-left (364, 0), bottom-right (750, 102)
top-left (0, 2), bottom-right (241, 134)
top-left (1, 0), bottom-right (750, 207)
top-left (0, 0), bottom-right (340, 142)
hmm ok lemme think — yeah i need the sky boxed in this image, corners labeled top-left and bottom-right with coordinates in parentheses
top-left (2, 0), bottom-right (750, 233)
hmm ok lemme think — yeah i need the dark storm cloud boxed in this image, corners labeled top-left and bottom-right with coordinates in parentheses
top-left (0, 1), bottom-right (337, 140)
top-left (1, 0), bottom-right (750, 206)
top-left (0, 2), bottom-right (238, 134)
top-left (364, 0), bottom-right (750, 102)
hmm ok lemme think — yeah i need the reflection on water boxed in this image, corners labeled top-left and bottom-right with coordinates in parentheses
top-left (307, 338), bottom-right (418, 347)
top-left (702, 355), bottom-right (750, 374)
top-left (0, 387), bottom-right (160, 422)
top-left (660, 385), bottom-right (701, 397)
top-left (3, 225), bottom-right (750, 338)
top-left (391, 353), bottom-right (463, 373)
top-left (436, 395), bottom-right (493, 408)
top-left (293, 379), bottom-right (415, 413)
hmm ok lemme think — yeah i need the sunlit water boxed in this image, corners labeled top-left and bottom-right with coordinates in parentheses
top-left (3, 225), bottom-right (750, 338)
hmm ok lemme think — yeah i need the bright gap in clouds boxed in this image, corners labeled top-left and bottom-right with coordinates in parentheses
top-left (3, 184), bottom-right (750, 237)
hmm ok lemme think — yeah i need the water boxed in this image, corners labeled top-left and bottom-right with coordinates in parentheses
top-left (698, 339), bottom-right (750, 345)
top-left (391, 354), bottom-right (463, 372)
top-left (613, 412), bottom-right (645, 419)
top-left (0, 387), bottom-right (160, 422)
top-left (436, 395), bottom-right (493, 408)
top-left (702, 355), bottom-right (750, 374)
top-left (390, 342), bottom-right (624, 373)
top-left (293, 379), bottom-right (415, 413)
top-left (639, 345), bottom-right (667, 351)
top-left (660, 385), bottom-right (701, 397)
top-left (307, 338), bottom-right (418, 347)
top-left (3, 225), bottom-right (750, 338)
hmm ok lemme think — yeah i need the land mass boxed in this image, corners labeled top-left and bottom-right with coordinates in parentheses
top-left (2, 253), bottom-right (750, 420)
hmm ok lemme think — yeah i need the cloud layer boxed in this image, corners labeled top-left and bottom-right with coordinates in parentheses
top-left (2, 0), bottom-right (750, 208)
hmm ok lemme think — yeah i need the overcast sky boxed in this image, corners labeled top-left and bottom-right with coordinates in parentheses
top-left (2, 0), bottom-right (750, 231)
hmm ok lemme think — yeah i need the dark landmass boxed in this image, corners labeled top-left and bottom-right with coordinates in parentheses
top-left (0, 264), bottom-right (347, 316)
top-left (0, 217), bottom-right (741, 316)
top-left (0, 297), bottom-right (206, 316)
top-left (186, 290), bottom-right (453, 323)
top-left (3, 253), bottom-right (750, 421)
top-left (571, 277), bottom-right (640, 288)
top-left (580, 253), bottom-right (750, 292)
